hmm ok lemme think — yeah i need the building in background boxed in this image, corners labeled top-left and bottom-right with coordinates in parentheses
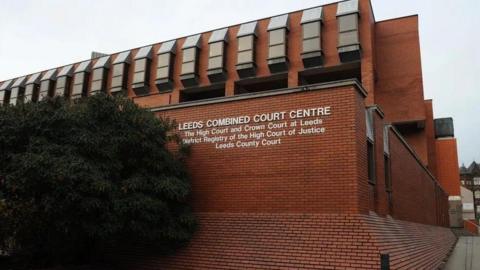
top-left (461, 186), bottom-right (475, 221)
top-left (461, 161), bottom-right (480, 220)
top-left (0, 0), bottom-right (463, 268)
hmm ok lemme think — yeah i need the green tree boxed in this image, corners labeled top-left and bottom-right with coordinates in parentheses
top-left (0, 94), bottom-right (196, 268)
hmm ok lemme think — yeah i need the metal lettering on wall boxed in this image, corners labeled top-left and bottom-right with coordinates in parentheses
top-left (177, 106), bottom-right (331, 149)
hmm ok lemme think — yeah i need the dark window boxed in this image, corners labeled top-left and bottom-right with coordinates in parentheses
top-left (367, 140), bottom-right (375, 184)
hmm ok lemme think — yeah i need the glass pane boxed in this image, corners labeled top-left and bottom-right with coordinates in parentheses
top-left (269, 29), bottom-right (285, 45)
top-left (338, 14), bottom-right (358, 32)
top-left (25, 85), bottom-right (34, 96)
top-left (92, 68), bottom-right (104, 81)
top-left (157, 66), bottom-right (169, 79)
top-left (269, 44), bottom-right (285, 58)
top-left (209, 42), bottom-right (223, 57)
top-left (208, 56), bottom-right (223, 69)
top-left (91, 81), bottom-right (102, 92)
top-left (237, 50), bottom-right (253, 64)
top-left (157, 53), bottom-right (170, 67)
top-left (72, 84), bottom-right (83, 95)
top-left (238, 36), bottom-right (253, 51)
top-left (339, 30), bottom-right (359, 47)
top-left (40, 81), bottom-right (50, 93)
top-left (113, 64), bottom-right (124, 76)
top-left (111, 76), bottom-right (123, 88)
top-left (135, 59), bottom-right (146, 72)
top-left (10, 88), bottom-right (18, 99)
top-left (133, 71), bottom-right (145, 83)
top-left (303, 38), bottom-right (320, 53)
top-left (181, 62), bottom-right (195, 74)
top-left (74, 73), bottom-right (84, 84)
top-left (56, 77), bottom-right (66, 89)
top-left (182, 48), bottom-right (196, 62)
top-left (303, 22), bottom-right (320, 39)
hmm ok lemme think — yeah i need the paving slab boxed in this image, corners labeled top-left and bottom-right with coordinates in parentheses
top-left (445, 236), bottom-right (480, 270)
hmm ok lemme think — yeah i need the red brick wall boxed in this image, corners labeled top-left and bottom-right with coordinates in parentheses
top-left (111, 213), bottom-right (455, 270)
top-left (157, 85), bottom-right (365, 214)
top-left (436, 138), bottom-right (461, 196)
top-left (425, 100), bottom-right (438, 177)
top-left (388, 128), bottom-right (449, 226)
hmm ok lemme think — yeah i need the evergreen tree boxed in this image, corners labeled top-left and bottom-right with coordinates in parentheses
top-left (0, 94), bottom-right (196, 268)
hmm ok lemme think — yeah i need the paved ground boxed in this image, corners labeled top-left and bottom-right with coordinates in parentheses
top-left (445, 236), bottom-right (480, 270)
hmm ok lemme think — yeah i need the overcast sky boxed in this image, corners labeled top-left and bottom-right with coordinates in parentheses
top-left (0, 0), bottom-right (479, 165)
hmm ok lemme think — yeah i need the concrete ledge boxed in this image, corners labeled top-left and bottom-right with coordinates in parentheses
top-left (150, 79), bottom-right (368, 112)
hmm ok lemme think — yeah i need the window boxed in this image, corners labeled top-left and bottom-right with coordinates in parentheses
top-left (132, 46), bottom-right (152, 95)
top-left (368, 140), bottom-right (375, 184)
top-left (180, 35), bottom-right (201, 85)
top-left (474, 177), bottom-right (480, 186)
top-left (91, 68), bottom-right (106, 94)
top-left (24, 84), bottom-right (39, 102)
top-left (182, 48), bottom-right (196, 63)
top-left (475, 190), bottom-right (480, 199)
top-left (39, 80), bottom-right (53, 99)
top-left (236, 21), bottom-right (258, 78)
top-left (71, 60), bottom-right (91, 99)
top-left (24, 73), bottom-right (41, 102)
top-left (155, 40), bottom-right (176, 91)
top-left (72, 72), bottom-right (88, 98)
top-left (267, 21), bottom-right (288, 60)
top-left (110, 63), bottom-right (128, 93)
top-left (181, 35), bottom-right (201, 77)
top-left (267, 14), bottom-right (289, 72)
top-left (111, 51), bottom-right (131, 94)
top-left (336, 0), bottom-right (360, 62)
top-left (55, 76), bottom-right (70, 97)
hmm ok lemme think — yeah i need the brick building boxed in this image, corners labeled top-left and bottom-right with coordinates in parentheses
top-left (0, 0), bottom-right (463, 268)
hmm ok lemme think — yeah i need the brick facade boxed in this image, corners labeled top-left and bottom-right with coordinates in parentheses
top-left (0, 0), bottom-right (461, 268)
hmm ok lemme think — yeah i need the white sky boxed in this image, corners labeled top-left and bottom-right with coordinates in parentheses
top-left (0, 0), bottom-right (479, 165)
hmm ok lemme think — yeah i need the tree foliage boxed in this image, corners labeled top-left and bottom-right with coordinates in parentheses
top-left (0, 94), bottom-right (196, 267)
